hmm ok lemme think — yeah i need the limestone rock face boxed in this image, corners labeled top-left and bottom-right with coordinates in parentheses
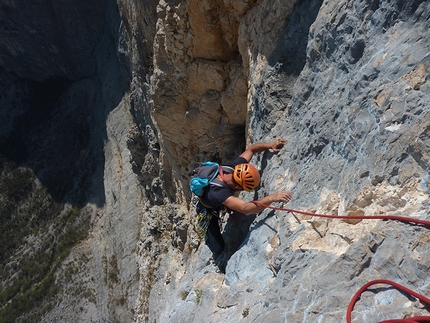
top-left (150, 0), bottom-right (251, 183)
top-left (146, 0), bottom-right (430, 322)
top-left (1, 0), bottom-right (430, 323)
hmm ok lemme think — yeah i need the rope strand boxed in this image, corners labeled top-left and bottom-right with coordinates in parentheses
top-left (250, 201), bottom-right (430, 227)
top-left (346, 280), bottom-right (430, 323)
top-left (248, 201), bottom-right (430, 322)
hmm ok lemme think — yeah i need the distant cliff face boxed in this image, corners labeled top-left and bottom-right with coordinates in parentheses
top-left (0, 1), bottom-right (133, 322)
top-left (0, 0), bottom-right (429, 322)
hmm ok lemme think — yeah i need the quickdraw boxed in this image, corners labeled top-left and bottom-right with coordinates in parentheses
top-left (195, 211), bottom-right (212, 238)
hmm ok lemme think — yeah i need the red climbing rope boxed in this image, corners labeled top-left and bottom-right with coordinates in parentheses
top-left (378, 318), bottom-right (430, 323)
top-left (250, 201), bottom-right (430, 227)
top-left (249, 202), bottom-right (430, 322)
top-left (346, 280), bottom-right (430, 323)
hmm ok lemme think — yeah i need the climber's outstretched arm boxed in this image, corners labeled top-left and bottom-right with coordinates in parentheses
top-left (223, 190), bottom-right (292, 215)
top-left (239, 138), bottom-right (287, 162)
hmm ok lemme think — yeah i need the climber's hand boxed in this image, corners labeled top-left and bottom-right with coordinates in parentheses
top-left (271, 138), bottom-right (287, 153)
top-left (271, 190), bottom-right (292, 203)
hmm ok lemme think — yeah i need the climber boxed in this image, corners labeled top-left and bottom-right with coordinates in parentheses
top-left (197, 138), bottom-right (293, 259)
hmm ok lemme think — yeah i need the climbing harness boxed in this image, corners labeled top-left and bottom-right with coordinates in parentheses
top-left (195, 202), bottom-right (213, 238)
top-left (249, 201), bottom-right (430, 322)
top-left (194, 200), bottom-right (239, 237)
top-left (347, 280), bottom-right (430, 323)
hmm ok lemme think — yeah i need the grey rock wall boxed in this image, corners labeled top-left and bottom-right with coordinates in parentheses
top-left (147, 0), bottom-right (430, 323)
top-left (1, 0), bottom-right (429, 322)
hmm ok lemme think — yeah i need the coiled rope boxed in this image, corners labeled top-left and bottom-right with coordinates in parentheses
top-left (250, 201), bottom-right (430, 322)
top-left (346, 280), bottom-right (430, 323)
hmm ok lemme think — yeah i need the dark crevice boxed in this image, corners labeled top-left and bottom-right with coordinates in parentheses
top-left (268, 0), bottom-right (324, 75)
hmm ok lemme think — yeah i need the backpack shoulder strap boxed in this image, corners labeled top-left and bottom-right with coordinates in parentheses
top-left (210, 178), bottom-right (228, 188)
top-left (221, 165), bottom-right (234, 173)
top-left (210, 165), bottom-right (230, 189)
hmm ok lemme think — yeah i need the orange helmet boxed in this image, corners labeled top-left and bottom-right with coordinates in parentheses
top-left (233, 163), bottom-right (260, 192)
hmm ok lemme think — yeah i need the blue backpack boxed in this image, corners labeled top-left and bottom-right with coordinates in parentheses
top-left (190, 162), bottom-right (221, 196)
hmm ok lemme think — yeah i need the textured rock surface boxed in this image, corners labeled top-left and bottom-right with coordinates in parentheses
top-left (0, 0), bottom-right (429, 322)
top-left (146, 0), bottom-right (430, 322)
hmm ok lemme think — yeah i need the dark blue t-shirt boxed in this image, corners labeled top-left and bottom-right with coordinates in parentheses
top-left (200, 157), bottom-right (247, 208)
